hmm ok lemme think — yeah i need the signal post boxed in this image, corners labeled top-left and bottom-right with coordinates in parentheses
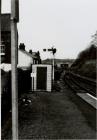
top-left (43, 46), bottom-right (57, 83)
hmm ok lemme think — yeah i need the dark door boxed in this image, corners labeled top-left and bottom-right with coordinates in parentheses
top-left (37, 67), bottom-right (47, 90)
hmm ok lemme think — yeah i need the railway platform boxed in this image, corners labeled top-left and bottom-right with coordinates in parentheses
top-left (2, 77), bottom-right (96, 139)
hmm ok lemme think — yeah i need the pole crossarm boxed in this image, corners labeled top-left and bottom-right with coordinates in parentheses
top-left (43, 47), bottom-right (57, 55)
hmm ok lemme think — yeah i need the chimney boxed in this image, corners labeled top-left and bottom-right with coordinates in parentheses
top-left (29, 49), bottom-right (32, 54)
top-left (19, 43), bottom-right (25, 51)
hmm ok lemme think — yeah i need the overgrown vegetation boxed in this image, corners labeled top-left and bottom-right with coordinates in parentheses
top-left (70, 45), bottom-right (96, 79)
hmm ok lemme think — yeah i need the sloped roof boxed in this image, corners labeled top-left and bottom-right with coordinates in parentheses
top-left (19, 49), bottom-right (38, 59)
top-left (1, 14), bottom-right (11, 31)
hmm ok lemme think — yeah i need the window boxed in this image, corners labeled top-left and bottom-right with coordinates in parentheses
top-left (0, 44), bottom-right (5, 55)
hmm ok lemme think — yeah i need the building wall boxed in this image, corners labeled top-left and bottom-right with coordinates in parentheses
top-left (1, 31), bottom-right (11, 63)
top-left (47, 65), bottom-right (52, 91)
top-left (32, 65), bottom-right (52, 92)
top-left (1, 14), bottom-right (18, 64)
top-left (18, 50), bottom-right (33, 68)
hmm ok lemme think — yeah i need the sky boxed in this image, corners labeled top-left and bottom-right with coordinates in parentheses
top-left (1, 0), bottom-right (97, 60)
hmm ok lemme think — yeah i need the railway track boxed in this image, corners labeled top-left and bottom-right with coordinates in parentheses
top-left (64, 72), bottom-right (96, 97)
top-left (64, 71), bottom-right (97, 109)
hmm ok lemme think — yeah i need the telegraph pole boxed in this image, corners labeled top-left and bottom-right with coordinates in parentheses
top-left (11, 0), bottom-right (19, 139)
top-left (0, 0), bottom-right (1, 139)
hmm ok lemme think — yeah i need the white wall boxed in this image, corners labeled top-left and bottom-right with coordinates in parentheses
top-left (18, 50), bottom-right (33, 68)
top-left (32, 65), bottom-right (52, 92)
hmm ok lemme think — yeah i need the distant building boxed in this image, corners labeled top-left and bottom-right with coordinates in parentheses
top-left (1, 14), bottom-right (18, 63)
top-left (57, 61), bottom-right (74, 68)
top-left (18, 43), bottom-right (41, 70)
top-left (60, 63), bottom-right (69, 70)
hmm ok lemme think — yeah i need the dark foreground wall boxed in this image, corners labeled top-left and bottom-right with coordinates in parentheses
top-left (1, 68), bottom-right (32, 125)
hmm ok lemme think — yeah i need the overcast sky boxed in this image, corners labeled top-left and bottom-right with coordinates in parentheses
top-left (2, 0), bottom-right (97, 59)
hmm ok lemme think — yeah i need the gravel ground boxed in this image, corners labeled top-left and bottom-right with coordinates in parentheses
top-left (2, 79), bottom-right (96, 139)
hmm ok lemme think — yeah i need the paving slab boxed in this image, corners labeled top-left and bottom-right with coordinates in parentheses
top-left (77, 93), bottom-right (97, 109)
